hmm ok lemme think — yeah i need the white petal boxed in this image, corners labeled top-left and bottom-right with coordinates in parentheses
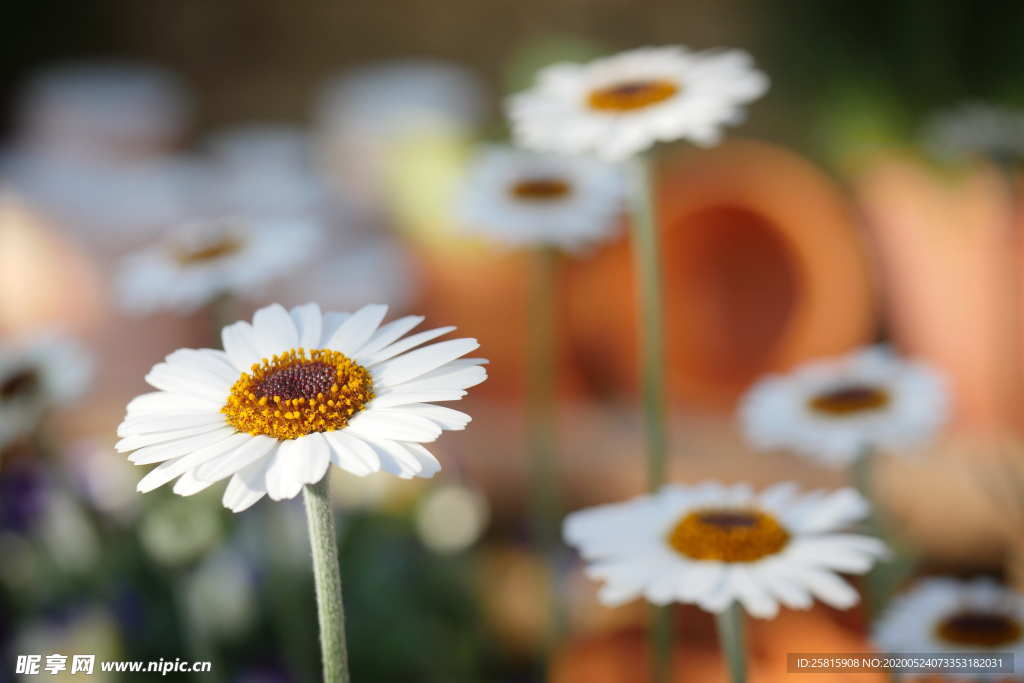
top-left (135, 432), bottom-right (254, 491)
top-left (372, 338), bottom-right (479, 387)
top-left (354, 437), bottom-right (423, 478)
top-left (127, 426), bottom-right (236, 465)
top-left (118, 413), bottom-right (225, 437)
top-left (755, 561), bottom-right (814, 610)
top-left (327, 304), bottom-right (388, 356)
top-left (116, 423), bottom-right (227, 452)
top-left (222, 455), bottom-right (273, 512)
top-left (362, 326), bottom-right (455, 365)
top-left (346, 409), bottom-right (443, 443)
top-left (368, 390), bottom-right (468, 408)
top-left (786, 565), bottom-right (860, 609)
top-left (164, 348), bottom-right (238, 385)
top-left (252, 303), bottom-right (299, 357)
top-left (298, 432), bottom-right (332, 485)
top-left (354, 315), bottom-right (424, 359)
top-left (173, 469), bottom-right (218, 496)
top-left (322, 430), bottom-right (380, 476)
top-left (786, 488), bottom-right (868, 533)
top-left (265, 438), bottom-right (309, 501)
top-left (401, 442), bottom-right (441, 478)
top-left (195, 435), bottom-right (278, 482)
top-left (145, 363), bottom-right (228, 402)
top-left (222, 321), bottom-right (262, 371)
top-left (729, 566), bottom-right (779, 618)
top-left (397, 404), bottom-right (472, 430)
top-left (320, 312), bottom-right (351, 344)
top-left (290, 302), bottom-right (323, 349)
top-left (126, 391), bottom-right (221, 416)
top-left (387, 364), bottom-right (487, 393)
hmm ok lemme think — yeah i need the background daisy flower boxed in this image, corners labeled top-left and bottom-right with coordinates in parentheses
top-left (874, 578), bottom-right (1024, 678)
top-left (0, 335), bottom-right (92, 450)
top-left (739, 346), bottom-right (948, 466)
top-left (457, 144), bottom-right (625, 251)
top-left (564, 481), bottom-right (887, 618)
top-left (924, 103), bottom-right (1024, 165)
top-left (115, 217), bottom-right (322, 315)
top-left (507, 45), bottom-right (768, 161)
top-left (117, 302), bottom-right (486, 512)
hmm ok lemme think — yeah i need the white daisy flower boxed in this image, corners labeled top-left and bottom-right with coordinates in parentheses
top-left (874, 578), bottom-right (1024, 679)
top-left (739, 346), bottom-right (948, 467)
top-left (16, 61), bottom-right (191, 162)
top-left (0, 335), bottom-right (92, 449)
top-left (117, 302), bottom-right (487, 512)
top-left (564, 482), bottom-right (886, 619)
top-left (115, 217), bottom-right (321, 314)
top-left (507, 46), bottom-right (768, 162)
top-left (924, 103), bottom-right (1024, 164)
top-left (458, 145), bottom-right (625, 250)
top-left (205, 124), bottom-right (332, 221)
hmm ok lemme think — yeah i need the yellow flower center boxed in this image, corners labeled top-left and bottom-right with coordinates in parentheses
top-left (807, 384), bottom-right (891, 417)
top-left (174, 235), bottom-right (245, 266)
top-left (935, 611), bottom-right (1022, 648)
top-left (509, 177), bottom-right (572, 201)
top-left (222, 348), bottom-right (374, 440)
top-left (0, 367), bottom-right (39, 402)
top-left (666, 508), bottom-right (790, 562)
top-left (587, 79), bottom-right (680, 112)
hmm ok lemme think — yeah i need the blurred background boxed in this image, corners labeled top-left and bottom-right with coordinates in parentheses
top-left (3, 1), bottom-right (1024, 681)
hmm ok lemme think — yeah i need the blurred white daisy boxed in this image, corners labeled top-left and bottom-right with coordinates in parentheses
top-left (117, 302), bottom-right (487, 512)
top-left (315, 59), bottom-right (485, 209)
top-left (0, 335), bottom-right (92, 449)
top-left (564, 481), bottom-right (886, 618)
top-left (205, 124), bottom-right (333, 221)
top-left (115, 217), bottom-right (321, 314)
top-left (739, 347), bottom-right (948, 467)
top-left (15, 61), bottom-right (191, 162)
top-left (924, 103), bottom-right (1024, 164)
top-left (508, 46), bottom-right (768, 162)
top-left (874, 578), bottom-right (1024, 678)
top-left (458, 145), bottom-right (625, 250)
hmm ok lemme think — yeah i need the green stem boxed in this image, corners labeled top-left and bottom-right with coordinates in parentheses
top-left (628, 156), bottom-right (672, 683)
top-left (852, 447), bottom-right (885, 621)
top-left (303, 477), bottom-right (350, 683)
top-left (527, 246), bottom-right (567, 647)
top-left (715, 603), bottom-right (747, 683)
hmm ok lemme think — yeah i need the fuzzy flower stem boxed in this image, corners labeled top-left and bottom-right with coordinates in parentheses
top-left (303, 477), bottom-right (350, 683)
top-left (852, 445), bottom-right (889, 621)
top-left (527, 245), bottom-right (568, 649)
top-left (628, 154), bottom-right (673, 683)
top-left (715, 602), bottom-right (747, 683)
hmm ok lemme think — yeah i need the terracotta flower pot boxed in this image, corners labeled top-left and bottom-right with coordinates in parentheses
top-left (551, 605), bottom-right (883, 683)
top-left (855, 156), bottom-right (1024, 431)
top-left (564, 140), bottom-right (876, 411)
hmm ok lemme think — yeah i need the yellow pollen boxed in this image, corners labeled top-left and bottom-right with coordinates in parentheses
top-left (509, 177), bottom-right (572, 201)
top-left (666, 507), bottom-right (790, 562)
top-left (935, 611), bottom-right (1023, 648)
top-left (221, 348), bottom-right (374, 440)
top-left (173, 235), bottom-right (245, 265)
top-left (587, 79), bottom-right (680, 112)
top-left (808, 384), bottom-right (890, 417)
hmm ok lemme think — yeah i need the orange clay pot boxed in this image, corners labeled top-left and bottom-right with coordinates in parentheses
top-left (564, 140), bottom-right (876, 411)
top-left (551, 605), bottom-right (884, 683)
top-left (0, 196), bottom-right (102, 336)
top-left (854, 156), bottom-right (1024, 432)
top-left (412, 242), bottom-right (587, 400)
